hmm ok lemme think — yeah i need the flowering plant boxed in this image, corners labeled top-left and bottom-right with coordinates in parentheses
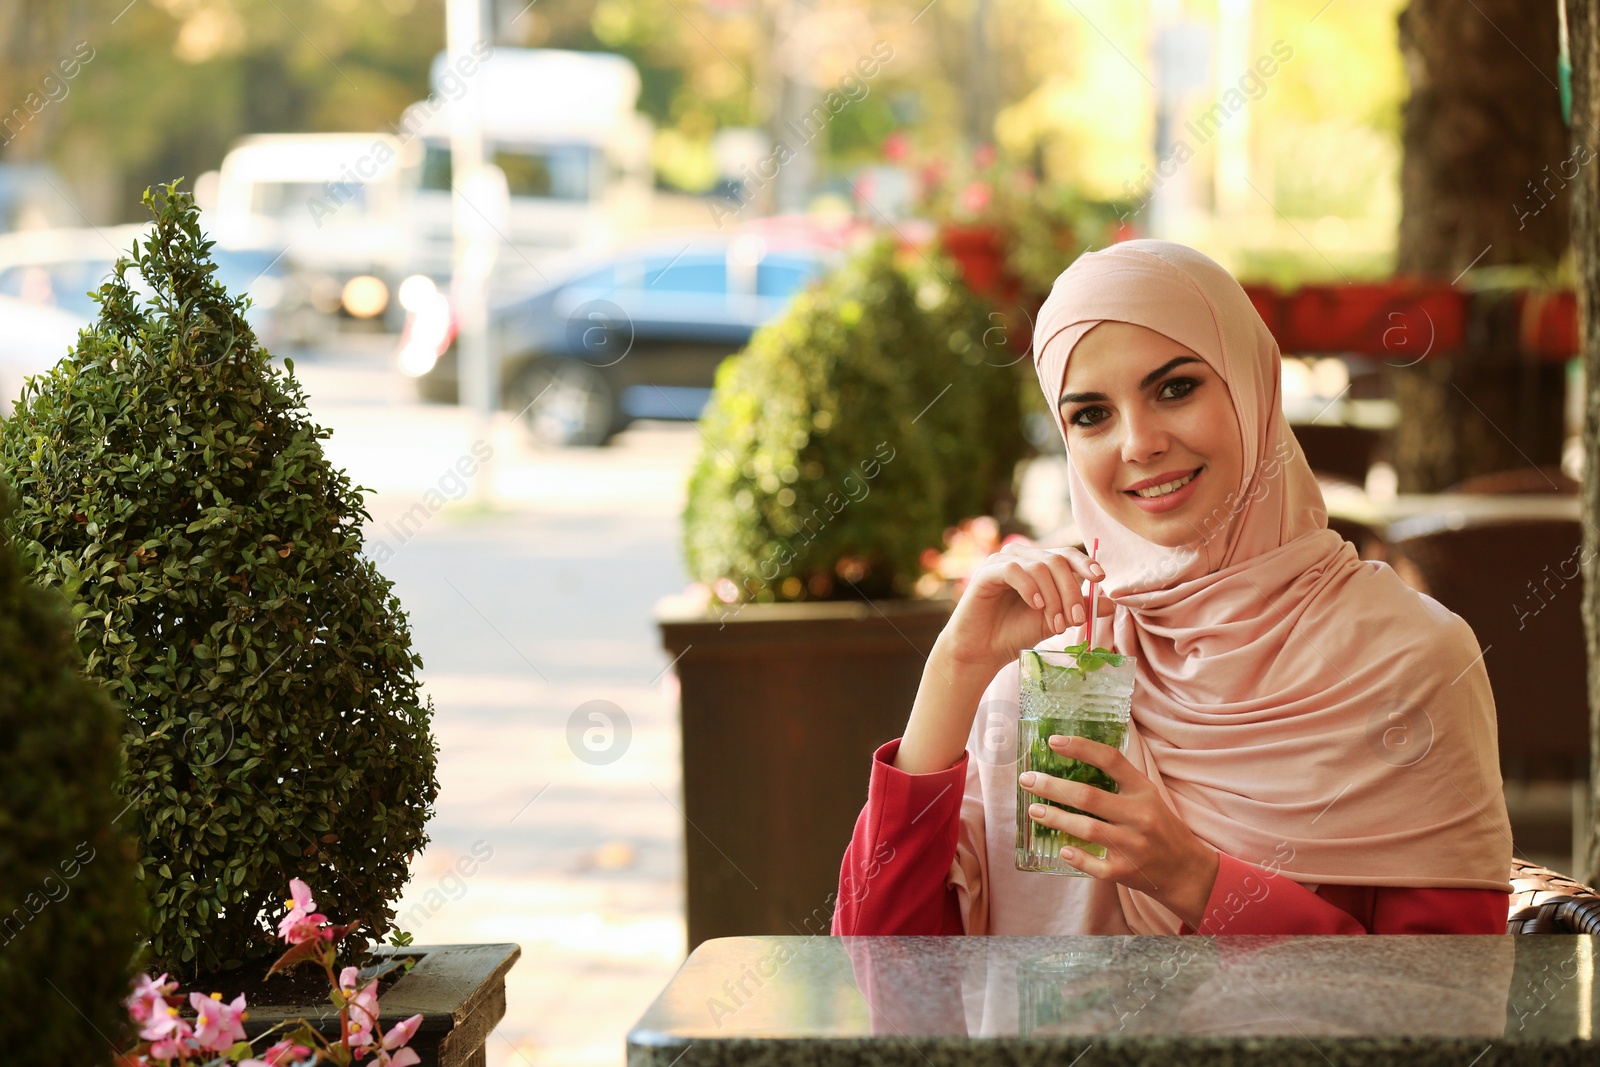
top-left (118, 880), bottom-right (422, 1067)
top-left (902, 140), bottom-right (1127, 303)
top-left (914, 516), bottom-right (1034, 599)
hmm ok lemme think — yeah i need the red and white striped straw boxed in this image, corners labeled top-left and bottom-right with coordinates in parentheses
top-left (1087, 537), bottom-right (1100, 650)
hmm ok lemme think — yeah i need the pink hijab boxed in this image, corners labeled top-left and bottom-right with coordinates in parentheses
top-left (949, 240), bottom-right (1512, 935)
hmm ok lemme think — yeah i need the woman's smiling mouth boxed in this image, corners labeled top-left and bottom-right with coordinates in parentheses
top-left (1124, 467), bottom-right (1204, 512)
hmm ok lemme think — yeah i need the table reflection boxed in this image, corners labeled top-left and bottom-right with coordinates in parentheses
top-left (844, 935), bottom-right (1521, 1039)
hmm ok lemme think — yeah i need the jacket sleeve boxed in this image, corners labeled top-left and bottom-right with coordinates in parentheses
top-left (831, 738), bottom-right (968, 936)
top-left (1179, 850), bottom-right (1510, 935)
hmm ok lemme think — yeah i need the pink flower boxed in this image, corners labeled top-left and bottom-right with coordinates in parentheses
top-left (277, 878), bottom-right (329, 944)
top-left (376, 1014), bottom-right (423, 1066)
top-left (341, 967), bottom-right (381, 1054)
top-left (973, 142), bottom-right (997, 169)
top-left (240, 1038), bottom-right (312, 1067)
top-left (279, 911), bottom-right (330, 944)
top-left (882, 131), bottom-right (910, 162)
top-left (147, 1016), bottom-right (194, 1060)
top-left (126, 973), bottom-right (176, 1027)
top-left (137, 1000), bottom-right (184, 1043)
top-left (190, 990), bottom-right (248, 1053)
top-left (958, 180), bottom-right (992, 216)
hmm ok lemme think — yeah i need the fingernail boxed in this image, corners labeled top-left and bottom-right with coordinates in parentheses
top-left (1071, 604), bottom-right (1086, 625)
top-left (1051, 735), bottom-right (1071, 748)
top-left (1019, 771), bottom-right (1036, 786)
top-left (1054, 612), bottom-right (1065, 631)
top-left (1029, 804), bottom-right (1047, 818)
top-left (1091, 563), bottom-right (1105, 578)
top-left (1032, 594), bottom-right (1045, 608)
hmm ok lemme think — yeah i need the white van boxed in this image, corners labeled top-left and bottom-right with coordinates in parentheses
top-left (204, 133), bottom-right (413, 336)
top-left (204, 49), bottom-right (654, 333)
top-left (399, 47), bottom-right (654, 281)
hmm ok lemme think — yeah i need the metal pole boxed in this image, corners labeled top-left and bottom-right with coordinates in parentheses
top-left (771, 0), bottom-right (818, 214)
top-left (446, 0), bottom-right (496, 503)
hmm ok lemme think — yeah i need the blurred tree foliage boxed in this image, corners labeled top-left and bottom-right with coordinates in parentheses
top-left (0, 0), bottom-right (1423, 278)
top-left (526, 0), bottom-right (1088, 192)
top-left (0, 0), bottom-right (445, 221)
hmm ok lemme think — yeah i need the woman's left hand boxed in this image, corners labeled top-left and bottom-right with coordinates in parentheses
top-left (1019, 734), bottom-right (1220, 928)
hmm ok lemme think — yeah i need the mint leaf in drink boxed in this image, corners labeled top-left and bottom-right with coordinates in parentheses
top-left (1076, 647), bottom-right (1124, 671)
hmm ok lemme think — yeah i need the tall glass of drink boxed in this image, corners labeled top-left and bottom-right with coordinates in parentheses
top-left (1015, 647), bottom-right (1137, 876)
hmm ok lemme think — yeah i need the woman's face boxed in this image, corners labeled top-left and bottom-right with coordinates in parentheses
top-left (1058, 321), bottom-right (1244, 548)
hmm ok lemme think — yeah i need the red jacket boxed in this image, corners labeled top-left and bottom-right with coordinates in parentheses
top-left (833, 739), bottom-right (1510, 936)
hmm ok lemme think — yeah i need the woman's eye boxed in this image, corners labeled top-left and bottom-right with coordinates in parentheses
top-left (1067, 405), bottom-right (1108, 428)
top-left (1159, 377), bottom-right (1198, 400)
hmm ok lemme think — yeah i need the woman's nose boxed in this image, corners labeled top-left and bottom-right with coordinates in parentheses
top-left (1120, 408), bottom-right (1170, 465)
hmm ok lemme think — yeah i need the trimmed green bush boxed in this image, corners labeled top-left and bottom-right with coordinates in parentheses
top-left (683, 238), bottom-right (1026, 602)
top-left (898, 249), bottom-right (1029, 525)
top-left (0, 182), bottom-right (439, 978)
top-left (0, 478), bottom-right (142, 1064)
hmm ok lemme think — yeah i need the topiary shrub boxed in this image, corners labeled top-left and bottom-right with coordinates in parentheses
top-left (897, 248), bottom-right (1029, 526)
top-left (683, 237), bottom-right (1026, 602)
top-left (0, 182), bottom-right (439, 979)
top-left (0, 477), bottom-right (142, 1064)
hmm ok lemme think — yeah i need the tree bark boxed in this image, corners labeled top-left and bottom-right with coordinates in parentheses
top-left (1391, 0), bottom-right (1570, 492)
top-left (1565, 0), bottom-right (1600, 888)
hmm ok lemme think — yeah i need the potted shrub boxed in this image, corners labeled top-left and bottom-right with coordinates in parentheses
top-left (0, 479), bottom-right (142, 1064)
top-left (663, 237), bottom-right (1027, 949)
top-left (0, 183), bottom-right (515, 1064)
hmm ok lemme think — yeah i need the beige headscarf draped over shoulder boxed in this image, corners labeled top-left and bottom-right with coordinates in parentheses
top-left (948, 241), bottom-right (1511, 936)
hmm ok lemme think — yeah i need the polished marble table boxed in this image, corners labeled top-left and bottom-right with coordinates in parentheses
top-left (628, 935), bottom-right (1598, 1066)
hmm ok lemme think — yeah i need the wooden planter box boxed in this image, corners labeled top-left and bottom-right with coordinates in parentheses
top-left (657, 598), bottom-right (953, 952)
top-left (243, 943), bottom-right (519, 1067)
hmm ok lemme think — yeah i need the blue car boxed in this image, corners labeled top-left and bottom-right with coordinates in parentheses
top-left (398, 234), bottom-right (835, 446)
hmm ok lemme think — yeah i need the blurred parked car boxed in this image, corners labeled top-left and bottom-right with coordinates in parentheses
top-left (0, 225), bottom-right (287, 351)
top-left (0, 294), bottom-right (86, 416)
top-left (395, 232), bottom-right (836, 446)
top-left (201, 134), bottom-right (410, 339)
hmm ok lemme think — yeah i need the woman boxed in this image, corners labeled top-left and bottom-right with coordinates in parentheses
top-left (833, 240), bottom-right (1513, 936)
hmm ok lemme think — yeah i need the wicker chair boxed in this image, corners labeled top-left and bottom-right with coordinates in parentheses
top-left (1507, 856), bottom-right (1600, 933)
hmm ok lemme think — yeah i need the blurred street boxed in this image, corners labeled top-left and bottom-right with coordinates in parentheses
top-left (288, 340), bottom-right (697, 1067)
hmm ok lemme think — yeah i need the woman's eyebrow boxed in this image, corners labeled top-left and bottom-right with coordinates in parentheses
top-left (1058, 355), bottom-right (1204, 406)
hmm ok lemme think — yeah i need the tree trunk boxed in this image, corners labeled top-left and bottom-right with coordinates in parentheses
top-left (1565, 0), bottom-right (1600, 888)
top-left (1391, 0), bottom-right (1570, 493)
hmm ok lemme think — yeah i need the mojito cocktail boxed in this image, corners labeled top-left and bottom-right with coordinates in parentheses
top-left (1016, 647), bottom-right (1137, 875)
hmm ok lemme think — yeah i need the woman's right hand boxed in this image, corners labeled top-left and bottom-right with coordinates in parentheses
top-left (938, 542), bottom-right (1114, 673)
